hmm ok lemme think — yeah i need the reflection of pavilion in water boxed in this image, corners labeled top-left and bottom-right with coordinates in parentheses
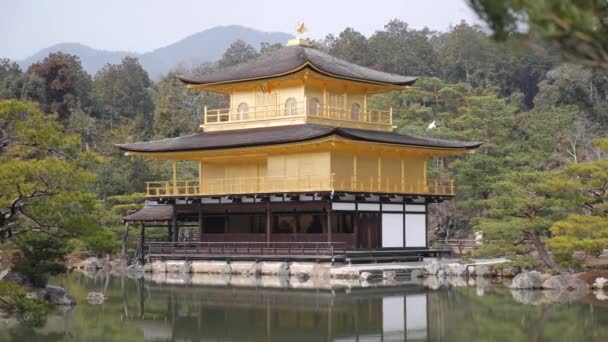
top-left (130, 280), bottom-right (430, 341)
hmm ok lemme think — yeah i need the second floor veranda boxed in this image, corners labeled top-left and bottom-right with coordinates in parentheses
top-left (202, 98), bottom-right (393, 132)
top-left (145, 175), bottom-right (455, 198)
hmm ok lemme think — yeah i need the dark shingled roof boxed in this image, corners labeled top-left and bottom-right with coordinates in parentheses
top-left (178, 45), bottom-right (417, 86)
top-left (116, 124), bottom-right (482, 153)
top-left (123, 205), bottom-right (174, 222)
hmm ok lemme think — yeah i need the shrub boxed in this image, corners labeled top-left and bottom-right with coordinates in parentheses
top-left (12, 233), bottom-right (72, 288)
top-left (0, 281), bottom-right (47, 326)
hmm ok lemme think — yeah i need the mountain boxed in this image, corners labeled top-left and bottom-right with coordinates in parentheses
top-left (18, 25), bottom-right (292, 79)
top-left (18, 43), bottom-right (133, 75)
top-left (139, 25), bottom-right (292, 78)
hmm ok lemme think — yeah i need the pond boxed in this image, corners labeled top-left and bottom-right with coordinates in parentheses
top-left (1, 272), bottom-right (607, 341)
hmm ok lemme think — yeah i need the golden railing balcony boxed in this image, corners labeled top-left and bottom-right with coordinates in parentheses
top-left (145, 175), bottom-right (455, 197)
top-left (203, 100), bottom-right (393, 131)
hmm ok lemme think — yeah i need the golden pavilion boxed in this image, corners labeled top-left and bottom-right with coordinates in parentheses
top-left (119, 34), bottom-right (481, 262)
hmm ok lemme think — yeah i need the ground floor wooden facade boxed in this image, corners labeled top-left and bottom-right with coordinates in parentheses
top-left (124, 193), bottom-right (449, 263)
top-left (165, 196), bottom-right (430, 247)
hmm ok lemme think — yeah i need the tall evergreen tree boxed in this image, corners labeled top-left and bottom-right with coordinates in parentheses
top-left (26, 52), bottom-right (92, 121)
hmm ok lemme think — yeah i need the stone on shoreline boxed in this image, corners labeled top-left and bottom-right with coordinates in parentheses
top-left (500, 266), bottom-right (521, 278)
top-left (445, 263), bottom-right (467, 277)
top-left (593, 277), bottom-right (608, 290)
top-left (191, 261), bottom-right (231, 274)
top-left (410, 269), bottom-right (424, 279)
top-left (289, 262), bottom-right (331, 279)
top-left (230, 261), bottom-right (261, 276)
top-left (509, 271), bottom-right (543, 289)
top-left (383, 271), bottom-right (397, 281)
top-left (360, 272), bottom-right (373, 281)
top-left (289, 262), bottom-right (315, 278)
top-left (260, 262), bottom-right (290, 277)
top-left (423, 262), bottom-right (442, 275)
top-left (149, 260), bottom-right (167, 274)
top-left (166, 261), bottom-right (191, 274)
top-left (471, 264), bottom-right (496, 277)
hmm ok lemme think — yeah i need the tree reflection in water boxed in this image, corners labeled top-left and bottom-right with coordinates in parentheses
top-left (1, 272), bottom-right (607, 341)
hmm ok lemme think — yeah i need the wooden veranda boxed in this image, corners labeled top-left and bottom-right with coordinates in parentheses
top-left (143, 241), bottom-right (450, 264)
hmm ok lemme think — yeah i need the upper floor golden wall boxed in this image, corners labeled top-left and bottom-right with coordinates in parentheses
top-left (199, 70), bottom-right (398, 132)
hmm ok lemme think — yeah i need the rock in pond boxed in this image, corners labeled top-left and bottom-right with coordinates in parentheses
top-left (542, 275), bottom-right (588, 292)
top-left (45, 286), bottom-right (76, 306)
top-left (86, 292), bottom-right (106, 304)
top-left (509, 271), bottom-right (543, 289)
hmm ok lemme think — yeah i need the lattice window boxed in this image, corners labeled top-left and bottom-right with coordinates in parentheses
top-left (308, 97), bottom-right (320, 116)
top-left (284, 97), bottom-right (298, 116)
top-left (351, 103), bottom-right (361, 121)
top-left (237, 102), bottom-right (249, 120)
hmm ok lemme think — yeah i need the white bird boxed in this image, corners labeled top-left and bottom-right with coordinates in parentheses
top-left (427, 120), bottom-right (436, 130)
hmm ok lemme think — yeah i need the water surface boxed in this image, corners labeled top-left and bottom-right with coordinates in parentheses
top-left (1, 272), bottom-right (607, 341)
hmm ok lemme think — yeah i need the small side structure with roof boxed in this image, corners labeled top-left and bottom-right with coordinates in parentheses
top-left (117, 34), bottom-right (481, 264)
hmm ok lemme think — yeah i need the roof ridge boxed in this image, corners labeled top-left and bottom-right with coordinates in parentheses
top-left (178, 45), bottom-right (417, 87)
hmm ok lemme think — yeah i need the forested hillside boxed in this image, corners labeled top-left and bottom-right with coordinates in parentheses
top-left (1, 19), bottom-right (607, 269)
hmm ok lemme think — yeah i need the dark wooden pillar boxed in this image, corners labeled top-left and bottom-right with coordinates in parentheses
top-left (265, 201), bottom-right (271, 245)
top-left (224, 210), bottom-right (229, 234)
top-left (167, 222), bottom-right (173, 241)
top-left (139, 222), bottom-right (145, 265)
top-left (172, 214), bottom-right (179, 242)
top-left (353, 206), bottom-right (359, 249)
top-left (198, 204), bottom-right (204, 241)
top-left (326, 204), bottom-right (332, 243)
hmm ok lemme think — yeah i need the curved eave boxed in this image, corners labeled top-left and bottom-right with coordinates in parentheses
top-left (116, 129), bottom-right (338, 154)
top-left (115, 128), bottom-right (482, 156)
top-left (336, 131), bottom-right (483, 151)
top-left (177, 62), bottom-right (417, 90)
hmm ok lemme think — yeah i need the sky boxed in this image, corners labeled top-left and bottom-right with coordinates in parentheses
top-left (0, 0), bottom-right (480, 60)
